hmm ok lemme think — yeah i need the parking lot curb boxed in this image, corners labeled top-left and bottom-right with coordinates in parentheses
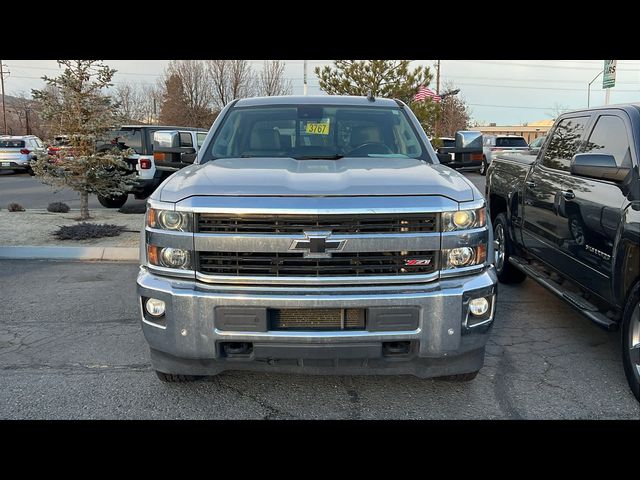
top-left (0, 246), bottom-right (139, 262)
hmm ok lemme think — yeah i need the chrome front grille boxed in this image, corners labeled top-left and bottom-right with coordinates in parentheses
top-left (197, 213), bottom-right (437, 234)
top-left (197, 251), bottom-right (437, 277)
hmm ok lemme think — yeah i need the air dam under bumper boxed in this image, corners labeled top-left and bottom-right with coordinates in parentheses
top-left (137, 267), bottom-right (497, 377)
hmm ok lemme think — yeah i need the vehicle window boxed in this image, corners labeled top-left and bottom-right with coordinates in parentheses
top-left (179, 132), bottom-right (193, 147)
top-left (582, 115), bottom-right (632, 168)
top-left (484, 137), bottom-right (494, 146)
top-left (529, 136), bottom-right (545, 148)
top-left (0, 140), bottom-right (25, 148)
top-left (541, 116), bottom-right (590, 171)
top-left (496, 137), bottom-right (527, 147)
top-left (114, 130), bottom-right (143, 153)
top-left (196, 132), bottom-right (207, 148)
top-left (205, 105), bottom-right (427, 162)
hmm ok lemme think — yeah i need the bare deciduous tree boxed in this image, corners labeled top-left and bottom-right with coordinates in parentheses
top-left (112, 81), bottom-right (148, 124)
top-left (258, 60), bottom-right (292, 96)
top-left (165, 60), bottom-right (216, 127)
top-left (438, 81), bottom-right (471, 137)
top-left (206, 60), bottom-right (254, 110)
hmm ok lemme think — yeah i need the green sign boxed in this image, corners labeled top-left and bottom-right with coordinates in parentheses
top-left (603, 60), bottom-right (617, 89)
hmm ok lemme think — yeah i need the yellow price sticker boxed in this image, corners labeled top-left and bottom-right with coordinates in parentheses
top-left (306, 121), bottom-right (330, 135)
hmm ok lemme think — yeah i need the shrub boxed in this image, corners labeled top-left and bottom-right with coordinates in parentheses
top-left (47, 202), bottom-right (70, 213)
top-left (8, 203), bottom-right (25, 212)
top-left (53, 222), bottom-right (126, 240)
top-left (118, 203), bottom-right (146, 214)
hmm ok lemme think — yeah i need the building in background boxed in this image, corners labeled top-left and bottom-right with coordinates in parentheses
top-left (472, 119), bottom-right (553, 143)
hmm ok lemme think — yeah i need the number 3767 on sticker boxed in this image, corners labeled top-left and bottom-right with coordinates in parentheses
top-left (306, 122), bottom-right (330, 135)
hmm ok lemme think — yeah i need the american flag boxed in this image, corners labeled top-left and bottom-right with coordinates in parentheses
top-left (414, 84), bottom-right (441, 103)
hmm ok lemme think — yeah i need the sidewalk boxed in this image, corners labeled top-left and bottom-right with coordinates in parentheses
top-left (0, 209), bottom-right (143, 261)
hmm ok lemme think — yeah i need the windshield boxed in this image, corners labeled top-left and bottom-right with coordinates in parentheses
top-left (203, 105), bottom-right (426, 162)
top-left (496, 137), bottom-right (528, 147)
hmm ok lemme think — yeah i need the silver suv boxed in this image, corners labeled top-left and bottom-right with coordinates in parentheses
top-left (0, 135), bottom-right (46, 174)
top-left (481, 134), bottom-right (528, 175)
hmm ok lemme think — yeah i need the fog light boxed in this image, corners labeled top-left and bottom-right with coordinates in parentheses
top-left (448, 247), bottom-right (474, 267)
top-left (469, 297), bottom-right (489, 316)
top-left (160, 247), bottom-right (190, 269)
top-left (145, 298), bottom-right (166, 317)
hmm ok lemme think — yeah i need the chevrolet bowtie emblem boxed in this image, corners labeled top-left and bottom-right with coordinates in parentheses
top-left (289, 231), bottom-right (346, 258)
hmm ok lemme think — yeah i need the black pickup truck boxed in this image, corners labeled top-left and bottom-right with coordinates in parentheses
top-left (486, 104), bottom-right (640, 401)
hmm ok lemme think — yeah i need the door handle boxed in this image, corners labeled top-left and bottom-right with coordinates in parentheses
top-left (561, 190), bottom-right (575, 200)
top-left (525, 180), bottom-right (536, 188)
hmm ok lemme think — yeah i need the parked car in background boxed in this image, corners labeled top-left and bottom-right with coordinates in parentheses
top-left (486, 104), bottom-right (640, 401)
top-left (481, 134), bottom-right (529, 175)
top-left (94, 125), bottom-right (208, 208)
top-left (0, 135), bottom-right (46, 175)
top-left (527, 135), bottom-right (547, 155)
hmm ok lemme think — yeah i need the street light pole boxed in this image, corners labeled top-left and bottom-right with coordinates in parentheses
top-left (587, 70), bottom-right (604, 107)
top-left (0, 60), bottom-right (7, 135)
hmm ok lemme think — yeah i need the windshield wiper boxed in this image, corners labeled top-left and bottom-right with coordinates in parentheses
top-left (292, 154), bottom-right (344, 160)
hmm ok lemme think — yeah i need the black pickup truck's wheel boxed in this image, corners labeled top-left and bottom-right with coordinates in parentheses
top-left (155, 371), bottom-right (200, 383)
top-left (621, 282), bottom-right (640, 402)
top-left (479, 156), bottom-right (488, 176)
top-left (97, 193), bottom-right (128, 209)
top-left (493, 213), bottom-right (526, 284)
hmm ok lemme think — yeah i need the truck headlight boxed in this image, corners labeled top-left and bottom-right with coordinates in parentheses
top-left (442, 244), bottom-right (487, 269)
top-left (147, 245), bottom-right (192, 270)
top-left (147, 208), bottom-right (192, 232)
top-left (442, 207), bottom-right (486, 231)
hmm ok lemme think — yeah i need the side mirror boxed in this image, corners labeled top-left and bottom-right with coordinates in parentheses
top-left (455, 131), bottom-right (483, 150)
top-left (570, 153), bottom-right (630, 182)
top-left (153, 130), bottom-right (196, 155)
top-left (437, 153), bottom-right (452, 164)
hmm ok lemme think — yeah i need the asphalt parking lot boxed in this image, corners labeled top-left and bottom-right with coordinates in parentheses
top-left (0, 170), bottom-right (638, 418)
top-left (0, 170), bottom-right (145, 210)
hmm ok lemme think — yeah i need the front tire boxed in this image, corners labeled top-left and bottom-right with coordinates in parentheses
top-left (97, 193), bottom-right (128, 209)
top-left (621, 282), bottom-right (640, 402)
top-left (493, 213), bottom-right (526, 284)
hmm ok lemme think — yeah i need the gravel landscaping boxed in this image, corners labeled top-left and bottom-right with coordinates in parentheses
top-left (0, 209), bottom-right (143, 247)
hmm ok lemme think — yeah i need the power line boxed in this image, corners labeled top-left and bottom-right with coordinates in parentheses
top-left (453, 81), bottom-right (639, 92)
top-left (448, 60), bottom-right (640, 71)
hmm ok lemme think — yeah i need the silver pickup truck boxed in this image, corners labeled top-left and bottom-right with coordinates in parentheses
top-left (137, 95), bottom-right (497, 382)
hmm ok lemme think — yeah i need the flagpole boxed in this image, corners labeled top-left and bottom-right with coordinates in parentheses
top-left (435, 60), bottom-right (441, 139)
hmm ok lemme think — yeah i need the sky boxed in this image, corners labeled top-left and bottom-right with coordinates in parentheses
top-left (2, 59), bottom-right (639, 125)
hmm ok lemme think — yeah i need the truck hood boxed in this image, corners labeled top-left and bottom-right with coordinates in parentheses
top-left (158, 157), bottom-right (476, 203)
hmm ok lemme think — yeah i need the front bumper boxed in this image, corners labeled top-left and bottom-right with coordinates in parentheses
top-left (137, 266), bottom-right (498, 377)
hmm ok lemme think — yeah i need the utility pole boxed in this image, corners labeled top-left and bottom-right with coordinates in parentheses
top-left (25, 108), bottom-right (30, 135)
top-left (0, 60), bottom-right (7, 135)
top-left (303, 60), bottom-right (308, 96)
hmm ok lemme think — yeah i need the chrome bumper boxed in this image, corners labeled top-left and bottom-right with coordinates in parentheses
top-left (137, 266), bottom-right (498, 377)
